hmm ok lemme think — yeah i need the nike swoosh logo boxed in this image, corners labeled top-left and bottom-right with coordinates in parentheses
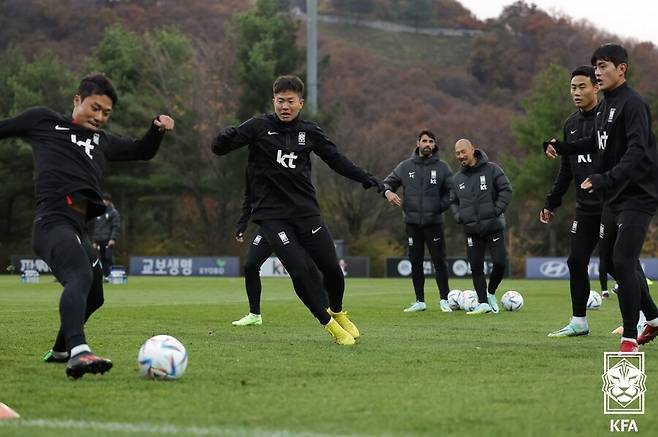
top-left (311, 227), bottom-right (322, 234)
top-left (55, 125), bottom-right (70, 131)
top-left (92, 259), bottom-right (100, 267)
top-left (267, 131), bottom-right (278, 135)
top-left (570, 130), bottom-right (577, 134)
top-left (433, 238), bottom-right (440, 241)
top-left (493, 237), bottom-right (500, 242)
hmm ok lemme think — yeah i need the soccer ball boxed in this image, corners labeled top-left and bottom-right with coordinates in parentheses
top-left (460, 290), bottom-right (478, 312)
top-left (501, 290), bottom-right (524, 311)
top-left (138, 335), bottom-right (188, 380)
top-left (587, 290), bottom-right (602, 310)
top-left (447, 289), bottom-right (462, 310)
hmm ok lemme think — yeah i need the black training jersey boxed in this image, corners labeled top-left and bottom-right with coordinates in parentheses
top-left (0, 107), bottom-right (164, 220)
top-left (212, 113), bottom-right (372, 220)
top-left (555, 83), bottom-right (658, 214)
top-left (545, 107), bottom-right (602, 215)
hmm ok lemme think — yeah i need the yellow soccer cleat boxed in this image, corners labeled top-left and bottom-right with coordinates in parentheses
top-left (327, 309), bottom-right (360, 339)
top-left (325, 318), bottom-right (355, 346)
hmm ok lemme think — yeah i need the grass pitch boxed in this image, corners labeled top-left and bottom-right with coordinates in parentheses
top-left (0, 276), bottom-right (656, 436)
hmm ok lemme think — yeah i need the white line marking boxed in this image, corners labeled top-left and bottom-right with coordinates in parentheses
top-left (0, 418), bottom-right (380, 437)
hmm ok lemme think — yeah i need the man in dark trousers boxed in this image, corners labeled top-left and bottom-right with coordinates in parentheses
top-left (544, 43), bottom-right (658, 352)
top-left (93, 192), bottom-right (121, 278)
top-left (542, 66), bottom-right (606, 337)
top-left (211, 75), bottom-right (383, 346)
top-left (451, 139), bottom-right (512, 315)
top-left (383, 129), bottom-right (453, 313)
top-left (0, 74), bottom-right (174, 377)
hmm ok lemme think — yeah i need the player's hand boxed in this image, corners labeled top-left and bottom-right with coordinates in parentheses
top-left (581, 174), bottom-right (604, 193)
top-left (543, 139), bottom-right (558, 159)
top-left (154, 115), bottom-right (175, 132)
top-left (385, 190), bottom-right (402, 207)
top-left (107, 239), bottom-right (115, 247)
top-left (539, 208), bottom-right (553, 224)
top-left (234, 230), bottom-right (245, 243)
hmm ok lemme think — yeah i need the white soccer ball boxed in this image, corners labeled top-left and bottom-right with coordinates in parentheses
top-left (447, 289), bottom-right (462, 310)
top-left (460, 290), bottom-right (478, 311)
top-left (501, 290), bottom-right (524, 311)
top-left (587, 290), bottom-right (602, 310)
top-left (138, 335), bottom-right (188, 380)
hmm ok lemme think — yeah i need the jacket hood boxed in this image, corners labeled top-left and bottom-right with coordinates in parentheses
top-left (462, 148), bottom-right (489, 172)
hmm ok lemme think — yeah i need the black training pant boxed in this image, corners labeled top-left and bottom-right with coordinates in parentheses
top-left (465, 231), bottom-right (507, 304)
top-left (32, 215), bottom-right (104, 352)
top-left (243, 231), bottom-right (273, 315)
top-left (405, 223), bottom-right (450, 301)
top-left (599, 210), bottom-right (658, 339)
top-left (95, 240), bottom-right (115, 277)
top-left (567, 213), bottom-right (605, 317)
top-left (255, 216), bottom-right (343, 325)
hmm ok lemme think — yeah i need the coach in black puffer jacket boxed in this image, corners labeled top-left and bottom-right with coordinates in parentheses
top-left (382, 129), bottom-right (453, 312)
top-left (450, 139), bottom-right (512, 313)
top-left (450, 146), bottom-right (512, 237)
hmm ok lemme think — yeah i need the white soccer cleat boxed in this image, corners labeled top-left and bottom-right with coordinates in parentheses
top-left (232, 313), bottom-right (262, 326)
top-left (403, 301), bottom-right (427, 312)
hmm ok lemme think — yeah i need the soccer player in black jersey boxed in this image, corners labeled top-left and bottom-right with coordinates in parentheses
top-left (211, 75), bottom-right (384, 345)
top-left (544, 44), bottom-right (658, 352)
top-left (0, 75), bottom-right (174, 377)
top-left (543, 66), bottom-right (605, 337)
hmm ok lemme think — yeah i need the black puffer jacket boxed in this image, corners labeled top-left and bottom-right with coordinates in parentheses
top-left (383, 147), bottom-right (452, 225)
top-left (93, 204), bottom-right (121, 242)
top-left (450, 149), bottom-right (512, 237)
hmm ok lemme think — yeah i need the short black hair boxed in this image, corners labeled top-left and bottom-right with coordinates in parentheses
top-left (273, 75), bottom-right (304, 97)
top-left (571, 65), bottom-right (597, 86)
top-left (417, 129), bottom-right (437, 142)
top-left (102, 192), bottom-right (112, 201)
top-left (590, 43), bottom-right (628, 67)
top-left (78, 74), bottom-right (118, 106)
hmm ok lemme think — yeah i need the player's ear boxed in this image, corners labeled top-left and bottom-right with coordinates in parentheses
top-left (73, 95), bottom-right (82, 108)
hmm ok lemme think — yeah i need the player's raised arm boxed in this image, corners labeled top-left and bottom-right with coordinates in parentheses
top-left (312, 125), bottom-right (384, 192)
top-left (0, 107), bottom-right (49, 139)
top-left (105, 115), bottom-right (174, 161)
top-left (211, 119), bottom-right (257, 156)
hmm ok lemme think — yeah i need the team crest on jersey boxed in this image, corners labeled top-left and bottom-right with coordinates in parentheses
top-left (278, 231), bottom-right (290, 245)
top-left (571, 220), bottom-right (578, 234)
top-left (479, 175), bottom-right (487, 191)
top-left (467, 237), bottom-right (473, 247)
top-left (408, 237), bottom-right (413, 246)
top-left (600, 223), bottom-right (605, 239)
top-left (608, 108), bottom-right (616, 122)
top-left (298, 131), bottom-right (306, 145)
top-left (253, 235), bottom-right (262, 245)
top-left (430, 170), bottom-right (437, 185)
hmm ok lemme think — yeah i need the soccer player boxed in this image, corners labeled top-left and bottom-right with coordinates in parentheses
top-left (544, 44), bottom-right (658, 352)
top-left (450, 139), bottom-right (512, 314)
top-left (542, 66), bottom-right (605, 337)
top-left (0, 74), bottom-right (174, 377)
top-left (211, 75), bottom-right (384, 345)
top-left (382, 129), bottom-right (453, 313)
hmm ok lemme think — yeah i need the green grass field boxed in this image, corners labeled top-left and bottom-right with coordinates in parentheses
top-left (0, 275), bottom-right (656, 436)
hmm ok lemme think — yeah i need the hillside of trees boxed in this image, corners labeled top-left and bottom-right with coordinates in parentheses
top-left (1, 0), bottom-right (657, 275)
